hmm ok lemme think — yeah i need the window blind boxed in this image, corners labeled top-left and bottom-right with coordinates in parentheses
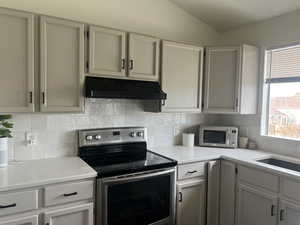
top-left (266, 45), bottom-right (300, 83)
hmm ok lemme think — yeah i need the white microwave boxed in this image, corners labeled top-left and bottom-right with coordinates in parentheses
top-left (199, 126), bottom-right (238, 148)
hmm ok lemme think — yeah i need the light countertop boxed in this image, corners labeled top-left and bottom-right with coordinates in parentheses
top-left (151, 145), bottom-right (300, 180)
top-left (0, 157), bottom-right (97, 192)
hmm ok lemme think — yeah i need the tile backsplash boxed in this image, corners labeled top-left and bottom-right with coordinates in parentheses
top-left (9, 99), bottom-right (216, 161)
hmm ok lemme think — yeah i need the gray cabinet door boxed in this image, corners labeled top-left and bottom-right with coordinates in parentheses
top-left (44, 203), bottom-right (93, 225)
top-left (220, 160), bottom-right (236, 225)
top-left (177, 179), bottom-right (206, 225)
top-left (279, 200), bottom-right (300, 225)
top-left (237, 184), bottom-right (277, 225)
top-left (40, 16), bottom-right (84, 112)
top-left (0, 8), bottom-right (35, 112)
top-left (128, 33), bottom-right (159, 81)
top-left (161, 41), bottom-right (203, 112)
top-left (207, 160), bottom-right (220, 225)
top-left (0, 215), bottom-right (38, 225)
top-left (204, 47), bottom-right (241, 114)
top-left (88, 26), bottom-right (126, 78)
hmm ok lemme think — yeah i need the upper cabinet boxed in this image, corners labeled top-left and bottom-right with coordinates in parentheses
top-left (203, 45), bottom-right (259, 114)
top-left (0, 8), bottom-right (35, 113)
top-left (128, 33), bottom-right (160, 81)
top-left (88, 26), bottom-right (126, 78)
top-left (87, 27), bottom-right (160, 82)
top-left (160, 41), bottom-right (203, 112)
top-left (40, 16), bottom-right (85, 112)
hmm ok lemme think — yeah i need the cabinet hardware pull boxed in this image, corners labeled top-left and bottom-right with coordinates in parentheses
top-left (186, 170), bottom-right (197, 174)
top-left (129, 59), bottom-right (134, 70)
top-left (42, 92), bottom-right (46, 105)
top-left (178, 192), bottom-right (183, 202)
top-left (63, 192), bottom-right (78, 197)
top-left (45, 223), bottom-right (50, 225)
top-left (161, 99), bottom-right (166, 106)
top-left (280, 209), bottom-right (285, 221)
top-left (235, 98), bottom-right (239, 107)
top-left (0, 203), bottom-right (16, 209)
top-left (29, 91), bottom-right (33, 104)
top-left (121, 58), bottom-right (126, 70)
top-left (271, 205), bottom-right (275, 216)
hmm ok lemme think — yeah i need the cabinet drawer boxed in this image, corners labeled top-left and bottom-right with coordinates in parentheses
top-left (0, 190), bottom-right (38, 216)
top-left (44, 180), bottom-right (94, 207)
top-left (178, 162), bottom-right (206, 180)
top-left (281, 177), bottom-right (300, 202)
top-left (238, 165), bottom-right (279, 192)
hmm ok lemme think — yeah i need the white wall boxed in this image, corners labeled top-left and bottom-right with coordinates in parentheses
top-left (0, 0), bottom-right (219, 45)
top-left (217, 10), bottom-right (300, 157)
top-left (0, 1), bottom-right (220, 161)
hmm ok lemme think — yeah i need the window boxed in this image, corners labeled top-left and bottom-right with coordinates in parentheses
top-left (263, 44), bottom-right (300, 140)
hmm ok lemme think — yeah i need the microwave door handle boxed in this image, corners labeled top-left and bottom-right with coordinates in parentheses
top-left (102, 168), bottom-right (175, 185)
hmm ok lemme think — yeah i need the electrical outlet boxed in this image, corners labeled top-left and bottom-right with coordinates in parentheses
top-left (25, 132), bottom-right (37, 146)
top-left (173, 126), bottom-right (180, 136)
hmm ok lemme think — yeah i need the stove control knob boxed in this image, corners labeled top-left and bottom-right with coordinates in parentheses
top-left (137, 131), bottom-right (144, 137)
top-left (94, 135), bottom-right (102, 140)
top-left (86, 135), bottom-right (93, 141)
top-left (130, 132), bottom-right (136, 137)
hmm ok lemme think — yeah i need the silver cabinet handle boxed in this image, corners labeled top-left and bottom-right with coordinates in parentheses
top-left (280, 209), bottom-right (285, 221)
top-left (121, 58), bottom-right (126, 70)
top-left (42, 92), bottom-right (46, 105)
top-left (186, 170), bottom-right (197, 174)
top-left (29, 91), bottom-right (33, 104)
top-left (129, 59), bottom-right (134, 70)
top-left (271, 205), bottom-right (275, 216)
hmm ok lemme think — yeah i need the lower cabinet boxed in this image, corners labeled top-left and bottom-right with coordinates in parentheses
top-left (44, 203), bottom-right (93, 225)
top-left (0, 215), bottom-right (38, 225)
top-left (237, 184), bottom-right (277, 225)
top-left (279, 200), bottom-right (300, 225)
top-left (176, 179), bottom-right (206, 225)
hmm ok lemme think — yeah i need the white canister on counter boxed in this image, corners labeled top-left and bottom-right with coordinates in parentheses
top-left (0, 137), bottom-right (8, 167)
top-left (182, 133), bottom-right (195, 147)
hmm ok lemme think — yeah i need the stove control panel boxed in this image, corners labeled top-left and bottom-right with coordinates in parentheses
top-left (79, 127), bottom-right (147, 147)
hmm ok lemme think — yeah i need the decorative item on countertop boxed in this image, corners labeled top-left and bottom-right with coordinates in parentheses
top-left (248, 140), bottom-right (258, 150)
top-left (0, 115), bottom-right (13, 168)
top-left (239, 136), bottom-right (249, 149)
top-left (182, 133), bottom-right (195, 147)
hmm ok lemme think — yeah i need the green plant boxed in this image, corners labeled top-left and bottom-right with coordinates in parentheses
top-left (0, 115), bottom-right (13, 138)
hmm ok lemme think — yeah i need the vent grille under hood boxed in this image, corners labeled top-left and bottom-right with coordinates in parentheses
top-left (85, 76), bottom-right (167, 100)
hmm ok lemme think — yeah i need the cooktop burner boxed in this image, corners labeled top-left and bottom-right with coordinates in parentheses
top-left (78, 127), bottom-right (177, 178)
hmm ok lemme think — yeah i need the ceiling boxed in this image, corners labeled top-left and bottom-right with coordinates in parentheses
top-left (170, 0), bottom-right (300, 32)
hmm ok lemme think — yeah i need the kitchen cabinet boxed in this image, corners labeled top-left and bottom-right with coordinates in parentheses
top-left (203, 45), bottom-right (259, 114)
top-left (176, 179), bottom-right (206, 225)
top-left (0, 215), bottom-right (38, 225)
top-left (279, 200), bottom-right (300, 225)
top-left (207, 160), bottom-right (220, 225)
top-left (40, 16), bottom-right (84, 112)
top-left (88, 26), bottom-right (126, 78)
top-left (160, 41), bottom-right (203, 112)
top-left (0, 8), bottom-right (35, 113)
top-left (219, 160), bottom-right (236, 225)
top-left (128, 33), bottom-right (160, 81)
top-left (88, 29), bottom-right (160, 82)
top-left (237, 184), bottom-right (277, 225)
top-left (44, 203), bottom-right (93, 225)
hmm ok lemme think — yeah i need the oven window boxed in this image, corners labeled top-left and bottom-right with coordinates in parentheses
top-left (204, 130), bottom-right (226, 144)
top-left (107, 175), bottom-right (171, 225)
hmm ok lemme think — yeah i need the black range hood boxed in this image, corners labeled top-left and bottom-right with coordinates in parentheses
top-left (85, 76), bottom-right (167, 100)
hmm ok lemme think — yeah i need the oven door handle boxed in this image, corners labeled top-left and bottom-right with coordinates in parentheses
top-left (102, 168), bottom-right (175, 184)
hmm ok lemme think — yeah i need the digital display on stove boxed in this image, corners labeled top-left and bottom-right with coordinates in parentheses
top-left (113, 131), bottom-right (120, 136)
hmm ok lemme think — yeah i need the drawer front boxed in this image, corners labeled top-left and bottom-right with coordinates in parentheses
top-left (45, 180), bottom-right (94, 207)
top-left (238, 165), bottom-right (279, 192)
top-left (0, 190), bottom-right (38, 216)
top-left (281, 177), bottom-right (300, 202)
top-left (178, 162), bottom-right (206, 180)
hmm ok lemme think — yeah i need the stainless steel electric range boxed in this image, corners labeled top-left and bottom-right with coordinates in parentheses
top-left (78, 127), bottom-right (177, 225)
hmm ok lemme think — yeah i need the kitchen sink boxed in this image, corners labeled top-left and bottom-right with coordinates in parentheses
top-left (257, 158), bottom-right (300, 172)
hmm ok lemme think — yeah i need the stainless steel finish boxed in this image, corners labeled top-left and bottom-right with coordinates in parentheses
top-left (199, 126), bottom-right (238, 148)
top-left (97, 167), bottom-right (176, 225)
top-left (78, 127), bottom-right (147, 147)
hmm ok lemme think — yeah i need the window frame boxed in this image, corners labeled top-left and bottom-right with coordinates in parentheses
top-left (261, 44), bottom-right (300, 141)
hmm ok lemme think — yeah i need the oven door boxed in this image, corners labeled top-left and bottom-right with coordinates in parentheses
top-left (97, 168), bottom-right (176, 225)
